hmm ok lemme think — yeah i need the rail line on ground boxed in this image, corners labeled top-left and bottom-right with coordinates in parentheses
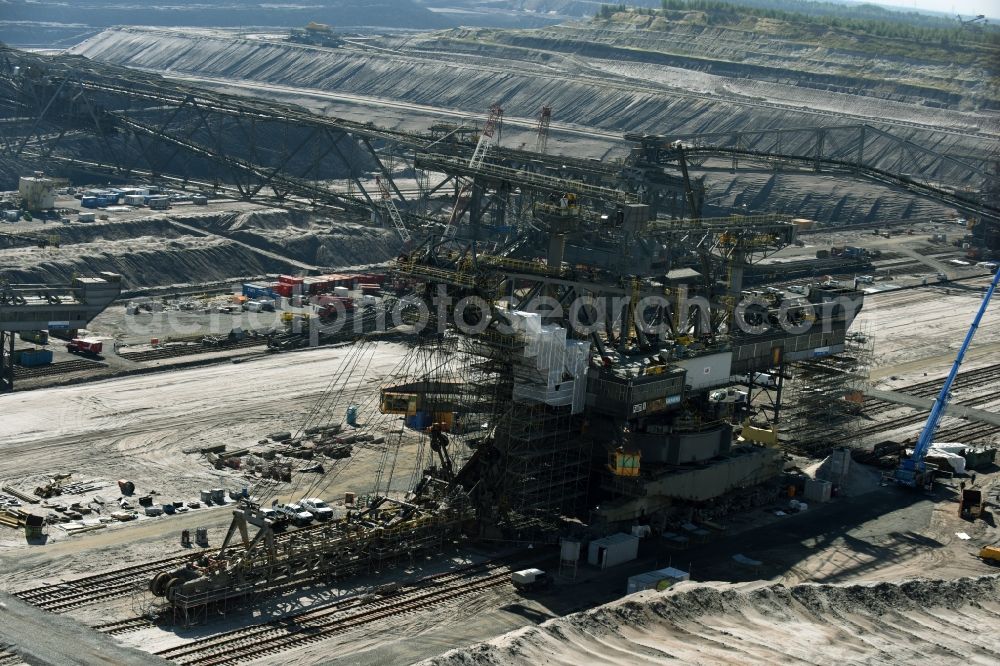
top-left (154, 563), bottom-right (513, 665)
top-left (12, 358), bottom-right (107, 380)
top-left (13, 524), bottom-right (324, 613)
top-left (12, 554), bottom-right (195, 613)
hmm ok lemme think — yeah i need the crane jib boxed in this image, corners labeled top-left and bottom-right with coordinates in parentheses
top-left (899, 269), bottom-right (1000, 482)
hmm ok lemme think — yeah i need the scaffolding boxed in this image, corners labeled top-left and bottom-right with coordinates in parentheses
top-left (498, 402), bottom-right (589, 520)
top-left (781, 322), bottom-right (874, 456)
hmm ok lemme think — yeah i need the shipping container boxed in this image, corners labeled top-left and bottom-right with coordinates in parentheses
top-left (48, 327), bottom-right (79, 341)
top-left (301, 276), bottom-right (329, 294)
top-left (405, 411), bottom-right (432, 431)
top-left (192, 195), bottom-right (209, 205)
top-left (588, 533), bottom-right (639, 569)
top-left (242, 283), bottom-right (278, 300)
top-left (358, 284), bottom-right (381, 295)
top-left (322, 273), bottom-right (352, 287)
top-left (77, 212), bottom-right (96, 222)
top-left (272, 283), bottom-right (293, 298)
top-left (147, 196), bottom-right (170, 210)
top-left (279, 275), bottom-right (304, 285)
top-left (333, 286), bottom-right (350, 298)
top-left (18, 349), bottom-right (54, 367)
top-left (123, 194), bottom-right (146, 206)
top-left (19, 330), bottom-right (48, 345)
top-left (352, 273), bottom-right (386, 285)
top-left (803, 478), bottom-right (832, 503)
top-left (626, 567), bottom-right (690, 594)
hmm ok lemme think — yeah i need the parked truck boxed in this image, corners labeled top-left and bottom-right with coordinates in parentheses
top-left (511, 568), bottom-right (553, 592)
top-left (66, 338), bottom-right (103, 355)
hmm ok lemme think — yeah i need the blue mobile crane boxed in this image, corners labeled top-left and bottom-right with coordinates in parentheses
top-left (895, 269), bottom-right (1000, 487)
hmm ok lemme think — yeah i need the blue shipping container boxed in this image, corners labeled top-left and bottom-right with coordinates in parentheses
top-left (242, 283), bottom-right (278, 300)
top-left (405, 411), bottom-right (431, 431)
top-left (19, 349), bottom-right (53, 367)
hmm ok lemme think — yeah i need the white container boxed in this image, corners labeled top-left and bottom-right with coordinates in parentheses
top-left (124, 194), bottom-right (146, 206)
top-left (560, 539), bottom-right (581, 563)
top-left (587, 533), bottom-right (639, 569)
top-left (828, 447), bottom-right (851, 481)
top-left (804, 478), bottom-right (832, 503)
top-left (78, 212), bottom-right (96, 222)
top-left (626, 566), bottom-right (689, 594)
top-left (333, 286), bottom-right (350, 298)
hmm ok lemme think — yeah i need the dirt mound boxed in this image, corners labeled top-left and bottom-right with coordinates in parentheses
top-left (422, 575), bottom-right (1000, 665)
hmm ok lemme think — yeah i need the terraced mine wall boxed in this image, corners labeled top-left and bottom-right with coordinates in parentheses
top-left (67, 28), bottom-right (985, 225)
top-left (0, 210), bottom-right (400, 289)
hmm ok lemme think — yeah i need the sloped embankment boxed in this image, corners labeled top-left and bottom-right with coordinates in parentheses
top-left (0, 209), bottom-right (400, 289)
top-left (422, 575), bottom-right (1000, 665)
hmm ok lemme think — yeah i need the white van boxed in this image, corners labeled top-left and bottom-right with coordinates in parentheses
top-left (748, 372), bottom-right (779, 388)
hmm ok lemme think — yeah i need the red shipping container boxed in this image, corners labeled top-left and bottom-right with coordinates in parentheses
top-left (279, 275), bottom-right (304, 285)
top-left (272, 283), bottom-right (293, 297)
top-left (358, 284), bottom-right (381, 295)
top-left (323, 274), bottom-right (351, 287)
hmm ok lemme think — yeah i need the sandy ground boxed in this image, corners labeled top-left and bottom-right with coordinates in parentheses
top-left (0, 341), bottom-right (429, 561)
top-left (420, 575), bottom-right (1000, 666)
top-left (0, 590), bottom-right (169, 665)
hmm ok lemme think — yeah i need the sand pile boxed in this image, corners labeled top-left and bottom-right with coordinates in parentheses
top-left (422, 575), bottom-right (1000, 665)
top-left (806, 453), bottom-right (883, 497)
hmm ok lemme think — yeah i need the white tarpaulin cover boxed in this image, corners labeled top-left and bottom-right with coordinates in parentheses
top-left (908, 443), bottom-right (967, 474)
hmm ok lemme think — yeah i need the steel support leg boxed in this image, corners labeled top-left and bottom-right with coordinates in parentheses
top-left (1, 330), bottom-right (14, 392)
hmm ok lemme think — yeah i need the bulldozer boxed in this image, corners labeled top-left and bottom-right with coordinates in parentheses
top-left (979, 545), bottom-right (1000, 565)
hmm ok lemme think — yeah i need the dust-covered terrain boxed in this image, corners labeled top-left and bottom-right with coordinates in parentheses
top-left (421, 576), bottom-right (1000, 665)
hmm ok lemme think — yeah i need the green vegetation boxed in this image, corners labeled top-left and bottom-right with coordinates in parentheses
top-left (597, 1), bottom-right (999, 47)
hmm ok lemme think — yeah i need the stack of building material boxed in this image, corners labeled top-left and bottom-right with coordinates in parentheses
top-left (0, 507), bottom-right (29, 528)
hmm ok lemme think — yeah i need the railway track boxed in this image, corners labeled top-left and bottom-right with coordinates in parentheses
top-left (13, 554), bottom-right (195, 613)
top-left (862, 363), bottom-right (1000, 416)
top-left (12, 358), bottom-right (106, 380)
top-left (155, 563), bottom-right (513, 666)
top-left (856, 393), bottom-right (1000, 441)
top-left (119, 337), bottom-right (266, 363)
top-left (94, 615), bottom-right (161, 636)
top-left (13, 523), bottom-right (326, 613)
